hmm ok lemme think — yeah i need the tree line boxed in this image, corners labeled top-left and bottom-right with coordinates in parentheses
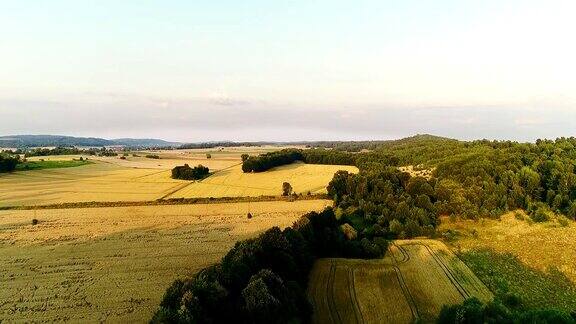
top-left (152, 208), bottom-right (388, 323)
top-left (24, 147), bottom-right (84, 157)
top-left (0, 153), bottom-right (20, 172)
top-left (241, 148), bottom-right (356, 173)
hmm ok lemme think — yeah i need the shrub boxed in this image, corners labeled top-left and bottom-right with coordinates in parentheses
top-left (31, 219), bottom-right (39, 225)
top-left (146, 154), bottom-right (160, 159)
top-left (531, 207), bottom-right (550, 223)
top-left (558, 216), bottom-right (570, 227)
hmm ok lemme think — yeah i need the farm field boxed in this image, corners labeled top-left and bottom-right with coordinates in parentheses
top-left (0, 162), bottom-right (184, 207)
top-left (0, 199), bottom-right (332, 322)
top-left (168, 162), bottom-right (359, 198)
top-left (439, 212), bottom-right (576, 310)
top-left (307, 239), bottom-right (492, 324)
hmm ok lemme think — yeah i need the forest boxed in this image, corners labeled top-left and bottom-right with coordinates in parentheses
top-left (326, 135), bottom-right (576, 239)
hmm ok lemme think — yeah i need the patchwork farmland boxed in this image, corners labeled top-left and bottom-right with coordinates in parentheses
top-left (307, 239), bottom-right (492, 324)
top-left (0, 150), bottom-right (357, 207)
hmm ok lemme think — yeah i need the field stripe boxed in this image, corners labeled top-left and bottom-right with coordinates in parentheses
top-left (348, 268), bottom-right (365, 324)
top-left (392, 264), bottom-right (420, 321)
top-left (421, 243), bottom-right (469, 299)
top-left (327, 261), bottom-right (343, 324)
top-left (158, 182), bottom-right (196, 200)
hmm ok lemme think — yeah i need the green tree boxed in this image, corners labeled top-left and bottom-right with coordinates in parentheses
top-left (282, 182), bottom-right (293, 196)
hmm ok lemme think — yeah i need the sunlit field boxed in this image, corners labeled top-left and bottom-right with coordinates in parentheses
top-left (308, 239), bottom-right (492, 323)
top-left (0, 199), bottom-right (332, 322)
top-left (168, 162), bottom-right (359, 199)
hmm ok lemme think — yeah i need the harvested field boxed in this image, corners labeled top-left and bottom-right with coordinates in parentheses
top-left (0, 199), bottom-right (332, 322)
top-left (307, 239), bottom-right (492, 323)
top-left (169, 162), bottom-right (359, 198)
top-left (0, 162), bottom-right (184, 207)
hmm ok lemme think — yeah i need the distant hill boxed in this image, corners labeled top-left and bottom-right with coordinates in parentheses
top-left (178, 134), bottom-right (455, 152)
top-left (111, 138), bottom-right (181, 147)
top-left (0, 135), bottom-right (180, 148)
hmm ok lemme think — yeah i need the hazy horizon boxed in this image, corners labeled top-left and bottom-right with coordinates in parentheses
top-left (1, 0), bottom-right (575, 142)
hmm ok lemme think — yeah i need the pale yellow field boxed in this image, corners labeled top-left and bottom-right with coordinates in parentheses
top-left (0, 162), bottom-right (185, 207)
top-left (0, 199), bottom-right (332, 322)
top-left (169, 162), bottom-right (359, 198)
top-left (307, 239), bottom-right (492, 324)
top-left (440, 211), bottom-right (576, 283)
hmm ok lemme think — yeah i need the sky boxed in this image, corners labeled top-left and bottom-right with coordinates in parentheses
top-left (1, 0), bottom-right (575, 142)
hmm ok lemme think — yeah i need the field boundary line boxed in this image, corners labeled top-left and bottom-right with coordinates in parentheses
top-left (133, 169), bottom-right (170, 180)
top-left (0, 194), bottom-right (331, 211)
top-left (198, 162), bottom-right (243, 182)
top-left (159, 182), bottom-right (197, 200)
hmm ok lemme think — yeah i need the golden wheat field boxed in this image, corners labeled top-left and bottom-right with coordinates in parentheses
top-left (168, 162), bottom-right (359, 199)
top-left (440, 211), bottom-right (576, 284)
top-left (0, 199), bottom-right (332, 322)
top-left (0, 147), bottom-right (356, 207)
top-left (307, 239), bottom-right (492, 324)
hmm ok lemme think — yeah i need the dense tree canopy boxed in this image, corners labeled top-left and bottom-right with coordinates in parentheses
top-left (172, 164), bottom-right (210, 180)
top-left (324, 135), bottom-right (576, 239)
top-left (241, 148), bottom-right (355, 173)
top-left (0, 153), bottom-right (20, 172)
